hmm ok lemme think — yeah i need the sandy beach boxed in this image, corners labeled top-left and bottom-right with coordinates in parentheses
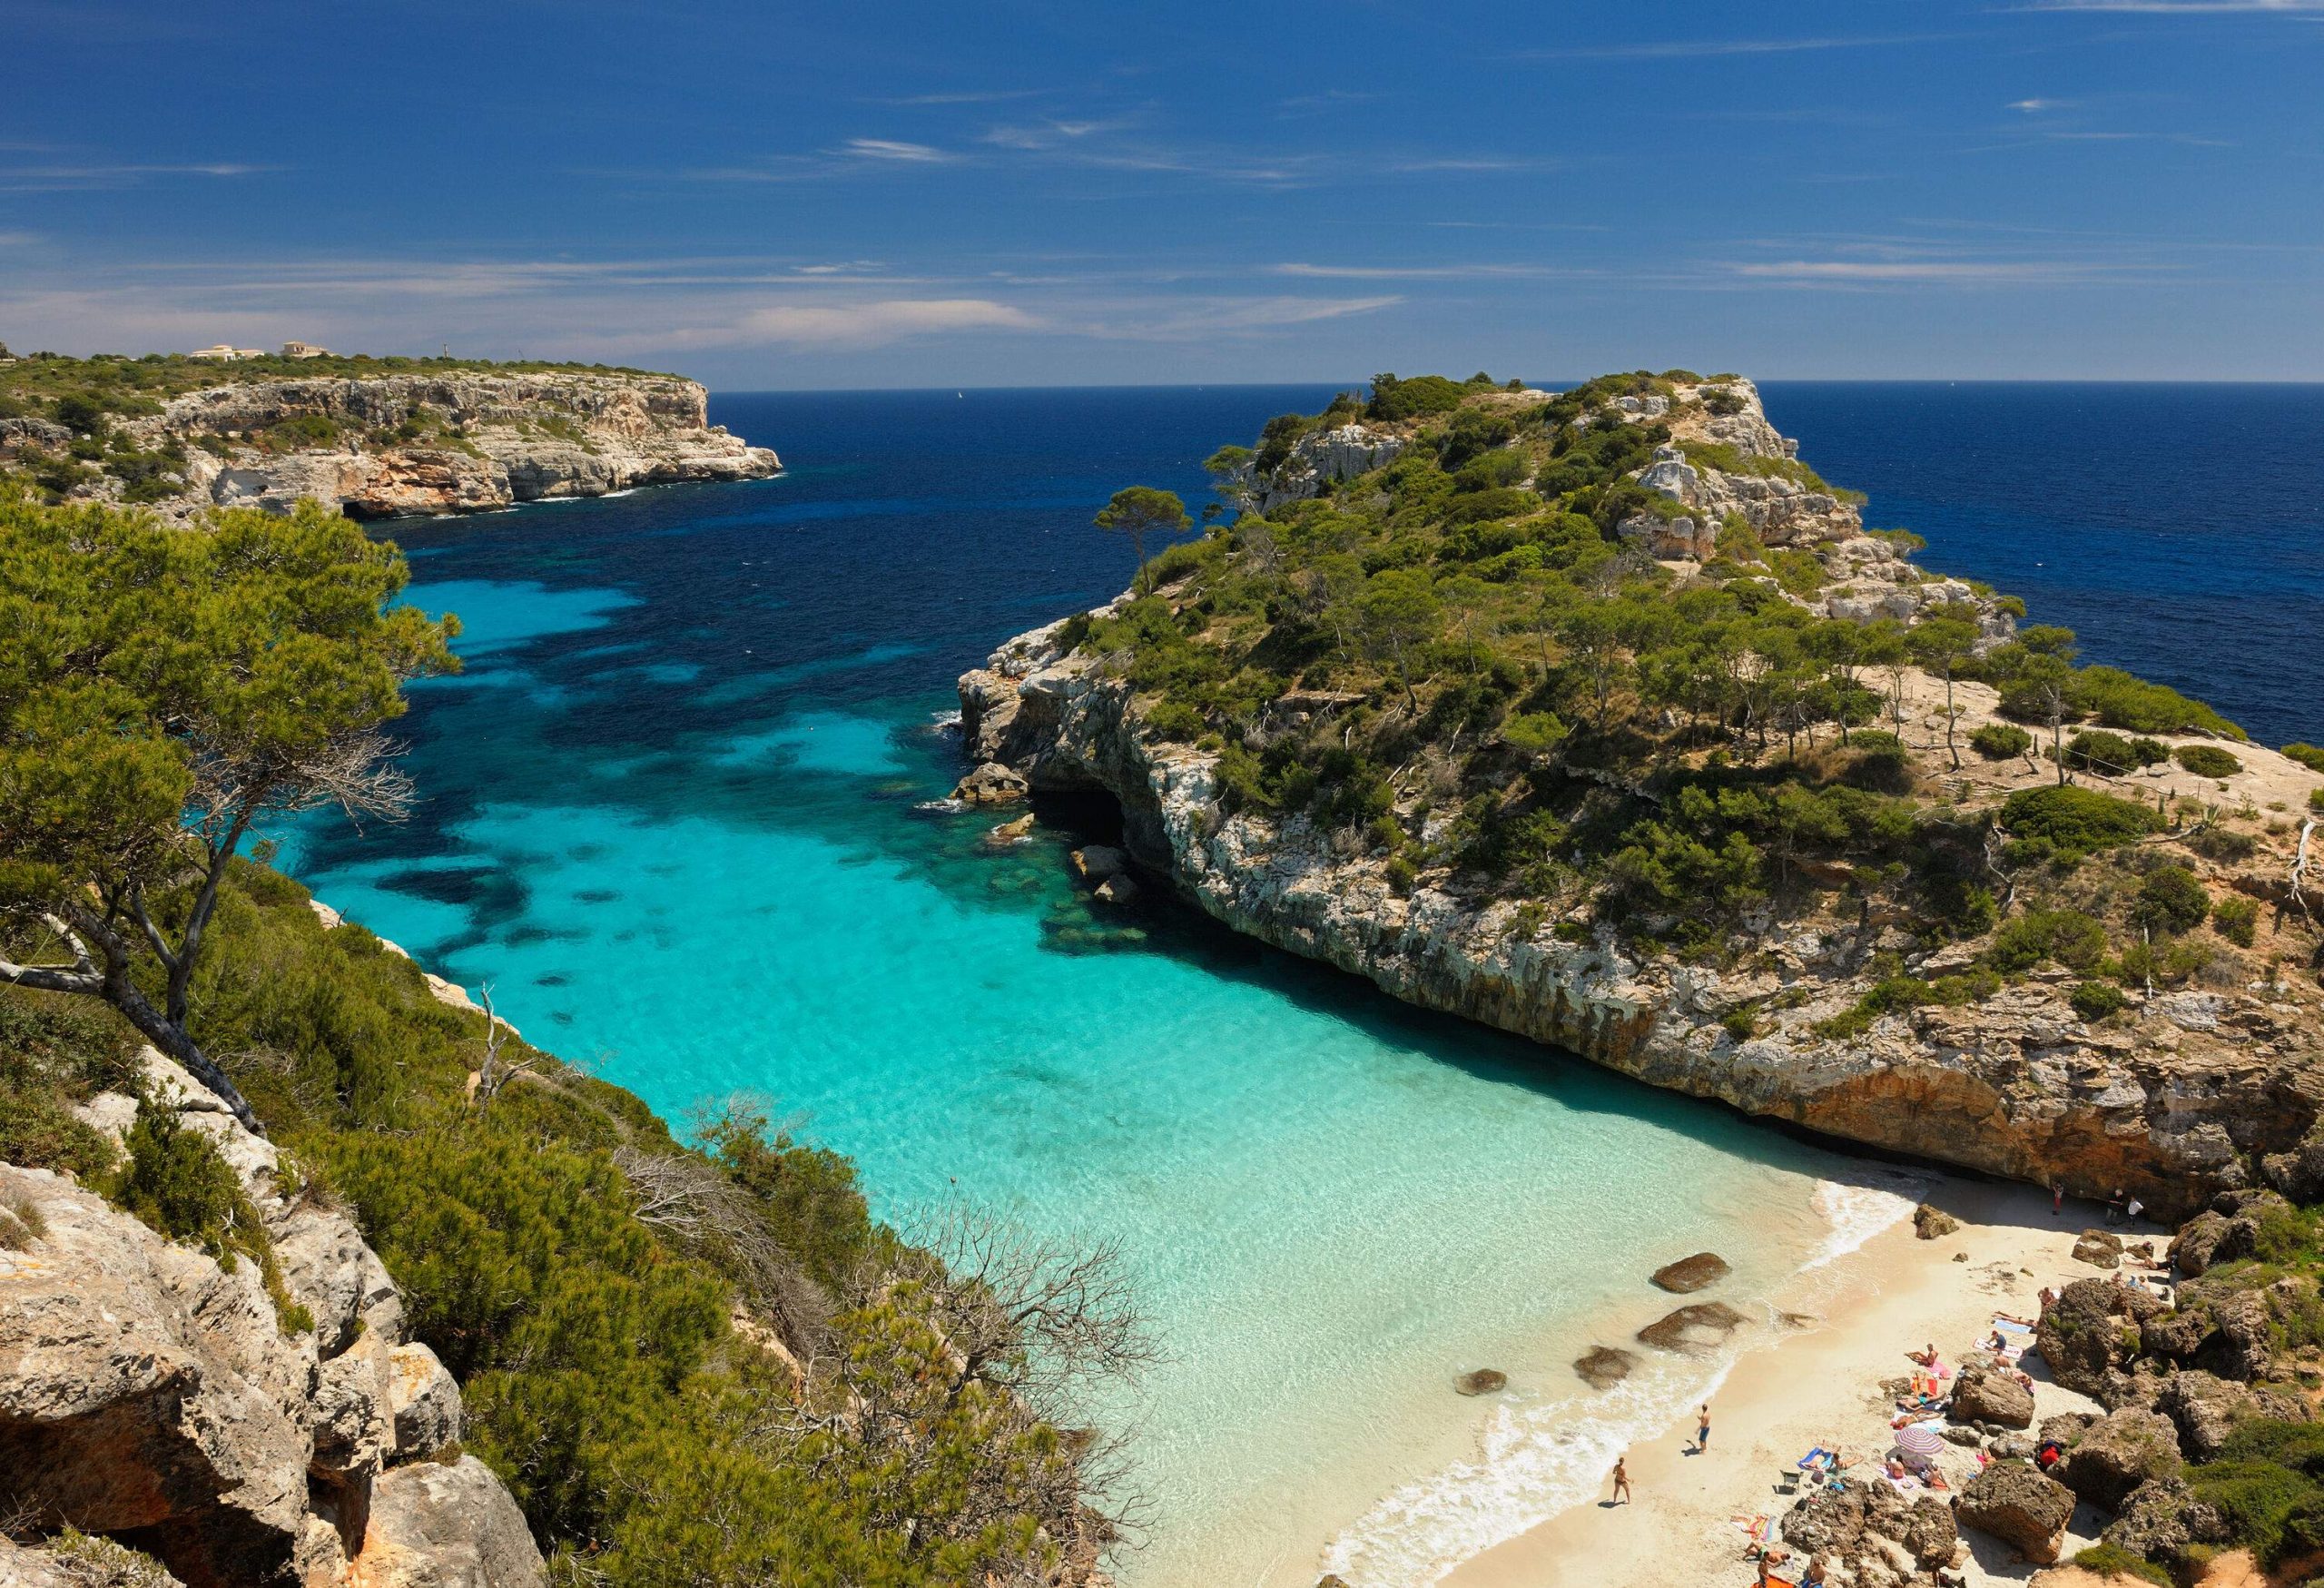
top-left (1441, 1173), bottom-right (2142, 1588)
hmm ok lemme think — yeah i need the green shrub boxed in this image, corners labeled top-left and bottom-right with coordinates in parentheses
top-left (2070, 1543), bottom-right (2171, 1585)
top-left (2000, 784), bottom-right (2162, 859)
top-left (2073, 666), bottom-right (2243, 739)
top-left (108, 1104), bottom-right (247, 1255)
top-left (2176, 744), bottom-right (2244, 779)
top-left (1971, 722), bottom-right (2033, 760)
top-left (2064, 729), bottom-right (2139, 774)
top-left (1988, 908), bottom-right (2110, 973)
top-left (2071, 980), bottom-right (2129, 1021)
top-left (2133, 864), bottom-right (2211, 934)
top-left (2283, 743), bottom-right (2324, 774)
top-left (2211, 893), bottom-right (2260, 948)
top-left (1144, 700), bottom-right (1206, 740)
top-left (1366, 373), bottom-right (1469, 421)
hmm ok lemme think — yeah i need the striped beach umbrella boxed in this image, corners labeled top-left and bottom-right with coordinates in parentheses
top-left (1894, 1424), bottom-right (1948, 1459)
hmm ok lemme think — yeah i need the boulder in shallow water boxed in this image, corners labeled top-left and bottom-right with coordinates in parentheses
top-left (1649, 1252), bottom-right (1731, 1293)
top-left (984, 813), bottom-right (1035, 845)
top-left (1636, 1301), bottom-right (1747, 1355)
top-left (1453, 1368), bottom-right (1507, 1396)
top-left (1573, 1346), bottom-right (1638, 1390)
top-left (952, 761), bottom-right (1028, 804)
top-left (1094, 873), bottom-right (1139, 906)
top-left (1071, 844), bottom-right (1127, 883)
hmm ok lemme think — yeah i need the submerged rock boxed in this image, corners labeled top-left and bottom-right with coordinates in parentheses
top-left (1071, 845), bottom-right (1128, 883)
top-left (1636, 1301), bottom-right (1747, 1355)
top-left (1649, 1252), bottom-right (1731, 1293)
top-left (1453, 1368), bottom-right (1508, 1396)
top-left (1573, 1346), bottom-right (1639, 1390)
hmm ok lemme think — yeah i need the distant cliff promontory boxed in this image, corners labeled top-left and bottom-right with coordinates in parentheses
top-left (0, 352), bottom-right (781, 519)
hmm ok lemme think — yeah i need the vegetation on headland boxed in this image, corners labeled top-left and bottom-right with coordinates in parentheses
top-left (1074, 372), bottom-right (2317, 1011)
top-left (0, 488), bottom-right (1134, 1585)
top-left (0, 347), bottom-right (672, 423)
top-left (0, 348), bottom-right (683, 506)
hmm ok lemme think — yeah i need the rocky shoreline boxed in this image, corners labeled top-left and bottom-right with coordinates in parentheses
top-left (955, 381), bottom-right (2324, 1218)
top-left (7, 369), bottom-right (782, 521)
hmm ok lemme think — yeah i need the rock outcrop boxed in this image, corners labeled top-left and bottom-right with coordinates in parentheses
top-left (0, 1050), bottom-right (545, 1588)
top-left (1956, 1461), bottom-right (2076, 1564)
top-left (956, 606), bottom-right (2323, 1218)
top-left (42, 370), bottom-right (780, 521)
top-left (1952, 1359), bottom-right (2036, 1429)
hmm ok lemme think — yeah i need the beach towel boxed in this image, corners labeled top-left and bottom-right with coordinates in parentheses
top-left (1992, 1317), bottom-right (2034, 1336)
top-left (1795, 1448), bottom-right (1832, 1470)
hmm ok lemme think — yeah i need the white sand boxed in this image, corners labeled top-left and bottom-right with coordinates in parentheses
top-left (1439, 1175), bottom-right (2142, 1588)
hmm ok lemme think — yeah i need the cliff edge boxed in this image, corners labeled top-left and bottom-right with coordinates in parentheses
top-left (0, 1049), bottom-right (543, 1588)
top-left (0, 361), bottom-right (781, 521)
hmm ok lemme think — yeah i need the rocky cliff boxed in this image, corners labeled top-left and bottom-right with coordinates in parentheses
top-left (16, 370), bottom-right (780, 521)
top-left (960, 380), bottom-right (2324, 1219)
top-left (0, 1049), bottom-right (545, 1588)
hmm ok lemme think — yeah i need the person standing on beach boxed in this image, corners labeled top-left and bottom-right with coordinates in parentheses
top-left (2107, 1189), bottom-right (2124, 1225)
top-left (1610, 1455), bottom-right (1632, 1504)
top-left (1695, 1403), bottom-right (1712, 1453)
top-left (2052, 1182), bottom-right (2063, 1216)
top-left (2126, 1193), bottom-right (2145, 1225)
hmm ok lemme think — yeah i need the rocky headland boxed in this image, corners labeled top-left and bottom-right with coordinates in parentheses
top-left (0, 360), bottom-right (780, 520)
top-left (959, 373), bottom-right (2324, 1218)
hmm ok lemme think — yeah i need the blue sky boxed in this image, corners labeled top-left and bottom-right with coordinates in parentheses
top-left (3, 1), bottom-right (2319, 386)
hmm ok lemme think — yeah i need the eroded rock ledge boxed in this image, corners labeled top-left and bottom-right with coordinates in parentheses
top-left (0, 1050), bottom-right (544, 1588)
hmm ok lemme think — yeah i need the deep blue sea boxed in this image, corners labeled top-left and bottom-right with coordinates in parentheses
top-left (279, 382), bottom-right (2323, 1586)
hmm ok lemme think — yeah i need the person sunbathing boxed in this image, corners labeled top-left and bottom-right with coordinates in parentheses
top-left (1905, 1342), bottom-right (1940, 1367)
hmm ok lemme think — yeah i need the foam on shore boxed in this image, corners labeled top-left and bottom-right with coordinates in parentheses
top-left (1314, 1167), bottom-right (1925, 1586)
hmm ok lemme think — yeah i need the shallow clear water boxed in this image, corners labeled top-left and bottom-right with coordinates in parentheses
top-left (280, 384), bottom-right (2321, 1585)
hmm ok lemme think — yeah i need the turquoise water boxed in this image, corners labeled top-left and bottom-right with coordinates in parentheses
top-left (276, 389), bottom-right (1961, 1583)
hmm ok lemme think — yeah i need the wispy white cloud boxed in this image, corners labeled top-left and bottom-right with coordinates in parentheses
top-left (1385, 155), bottom-right (1556, 173)
top-left (2007, 97), bottom-right (2072, 110)
top-left (729, 298), bottom-right (1039, 345)
top-left (1271, 261), bottom-right (1562, 281)
top-left (1082, 294), bottom-right (1404, 340)
top-left (838, 138), bottom-right (954, 163)
top-left (0, 161), bottom-right (271, 193)
top-left (1518, 33), bottom-right (1959, 61)
top-left (1726, 257), bottom-right (2162, 284)
top-left (874, 89), bottom-right (1048, 105)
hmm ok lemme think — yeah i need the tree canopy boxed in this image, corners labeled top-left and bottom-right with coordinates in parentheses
top-left (0, 494), bottom-right (458, 1124)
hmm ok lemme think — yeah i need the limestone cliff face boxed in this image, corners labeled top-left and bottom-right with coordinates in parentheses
top-left (961, 617), bottom-right (2323, 1221)
top-left (0, 1050), bottom-right (544, 1588)
top-left (108, 370), bottom-right (780, 521)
